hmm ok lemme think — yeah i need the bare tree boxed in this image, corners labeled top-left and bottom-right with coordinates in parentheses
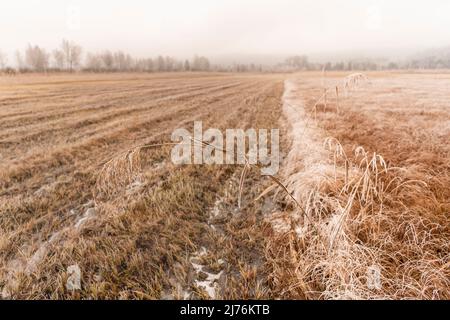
top-left (61, 39), bottom-right (83, 72)
top-left (285, 55), bottom-right (309, 70)
top-left (135, 58), bottom-right (154, 72)
top-left (25, 45), bottom-right (49, 72)
top-left (0, 50), bottom-right (7, 69)
top-left (146, 58), bottom-right (154, 72)
top-left (156, 56), bottom-right (165, 72)
top-left (165, 56), bottom-right (175, 71)
top-left (192, 55), bottom-right (210, 71)
top-left (125, 54), bottom-right (134, 71)
top-left (174, 61), bottom-right (183, 71)
top-left (113, 51), bottom-right (125, 71)
top-left (52, 49), bottom-right (65, 70)
top-left (85, 53), bottom-right (102, 72)
top-left (100, 51), bottom-right (114, 71)
top-left (15, 50), bottom-right (25, 71)
top-left (112, 51), bottom-right (134, 71)
top-left (184, 60), bottom-right (190, 71)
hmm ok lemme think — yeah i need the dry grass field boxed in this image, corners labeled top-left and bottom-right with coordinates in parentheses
top-left (272, 71), bottom-right (450, 299)
top-left (0, 71), bottom-right (448, 299)
top-left (0, 73), bottom-right (285, 299)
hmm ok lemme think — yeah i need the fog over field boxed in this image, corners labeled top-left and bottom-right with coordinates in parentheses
top-left (1, 0), bottom-right (450, 61)
top-left (0, 0), bottom-right (449, 303)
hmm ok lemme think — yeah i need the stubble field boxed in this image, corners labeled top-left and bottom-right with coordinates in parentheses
top-left (0, 71), bottom-right (448, 299)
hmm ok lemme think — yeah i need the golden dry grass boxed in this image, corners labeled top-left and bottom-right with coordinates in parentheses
top-left (0, 71), bottom-right (448, 300)
top-left (266, 71), bottom-right (449, 300)
top-left (0, 72), bottom-right (285, 299)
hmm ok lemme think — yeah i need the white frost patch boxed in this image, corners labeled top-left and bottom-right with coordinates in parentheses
top-left (266, 211), bottom-right (292, 234)
top-left (66, 264), bottom-right (82, 291)
top-left (186, 176), bottom-right (237, 299)
top-left (126, 178), bottom-right (145, 195)
top-left (1, 201), bottom-right (96, 298)
top-left (282, 79), bottom-right (337, 203)
top-left (210, 199), bottom-right (222, 218)
top-left (295, 225), bottom-right (308, 238)
top-left (25, 233), bottom-right (59, 274)
top-left (274, 79), bottom-right (355, 239)
top-left (195, 271), bottom-right (223, 299)
top-left (1, 232), bottom-right (60, 298)
top-left (152, 160), bottom-right (167, 170)
top-left (74, 207), bottom-right (96, 229)
top-left (190, 247), bottom-right (223, 299)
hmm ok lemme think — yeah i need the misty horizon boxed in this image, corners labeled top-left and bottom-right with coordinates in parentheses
top-left (1, 0), bottom-right (450, 64)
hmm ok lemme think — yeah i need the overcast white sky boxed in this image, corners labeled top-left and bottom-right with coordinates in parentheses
top-left (1, 0), bottom-right (450, 59)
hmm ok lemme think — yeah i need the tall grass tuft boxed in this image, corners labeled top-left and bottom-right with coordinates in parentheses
top-left (266, 74), bottom-right (449, 300)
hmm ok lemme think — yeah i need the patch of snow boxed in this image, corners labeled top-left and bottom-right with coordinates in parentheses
top-left (210, 199), bottom-right (222, 218)
top-left (152, 160), bottom-right (167, 170)
top-left (189, 247), bottom-right (224, 299)
top-left (295, 225), bottom-right (308, 238)
top-left (2, 200), bottom-right (96, 298)
top-left (75, 207), bottom-right (96, 229)
top-left (66, 264), bottom-right (81, 291)
top-left (266, 212), bottom-right (291, 234)
top-left (282, 79), bottom-right (337, 203)
top-left (194, 271), bottom-right (223, 299)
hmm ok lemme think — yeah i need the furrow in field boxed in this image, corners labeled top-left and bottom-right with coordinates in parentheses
top-left (0, 78), bottom-right (276, 251)
top-left (0, 79), bottom-right (270, 190)
top-left (0, 81), bottom-right (256, 164)
top-left (0, 80), bottom-right (245, 146)
top-left (0, 79), bottom-right (236, 127)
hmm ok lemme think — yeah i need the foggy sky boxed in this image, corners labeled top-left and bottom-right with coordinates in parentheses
top-left (1, 0), bottom-right (450, 60)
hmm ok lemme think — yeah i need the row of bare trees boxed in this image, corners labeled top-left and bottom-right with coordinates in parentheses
top-left (1, 40), bottom-right (212, 73)
top-left (10, 40), bottom-right (82, 72)
top-left (83, 53), bottom-right (210, 72)
top-left (53, 40), bottom-right (83, 71)
top-left (3, 43), bottom-right (450, 73)
top-left (281, 54), bottom-right (450, 71)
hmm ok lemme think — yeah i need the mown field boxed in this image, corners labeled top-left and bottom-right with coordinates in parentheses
top-left (0, 73), bottom-right (285, 299)
top-left (0, 71), bottom-right (448, 299)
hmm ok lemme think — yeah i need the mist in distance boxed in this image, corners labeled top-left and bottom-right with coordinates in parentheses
top-left (1, 0), bottom-right (450, 64)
